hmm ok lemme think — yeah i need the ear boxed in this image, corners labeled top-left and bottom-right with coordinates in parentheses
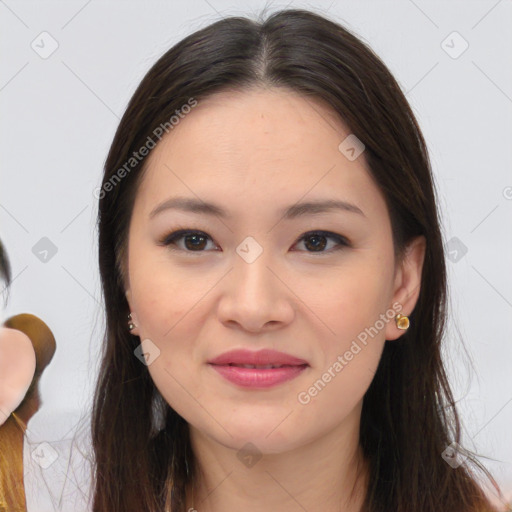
top-left (384, 235), bottom-right (426, 341)
top-left (125, 290), bottom-right (140, 336)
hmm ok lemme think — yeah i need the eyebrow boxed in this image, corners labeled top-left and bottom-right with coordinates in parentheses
top-left (149, 196), bottom-right (366, 220)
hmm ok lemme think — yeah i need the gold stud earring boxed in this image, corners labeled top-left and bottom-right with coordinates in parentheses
top-left (395, 313), bottom-right (410, 330)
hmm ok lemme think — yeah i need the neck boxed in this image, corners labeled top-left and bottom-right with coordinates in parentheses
top-left (184, 406), bottom-right (368, 512)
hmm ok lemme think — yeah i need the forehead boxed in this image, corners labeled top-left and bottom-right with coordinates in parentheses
top-left (146, 88), bottom-right (353, 171)
top-left (135, 88), bottom-right (387, 222)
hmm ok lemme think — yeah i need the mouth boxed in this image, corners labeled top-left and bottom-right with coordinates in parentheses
top-left (217, 363), bottom-right (308, 369)
top-left (207, 348), bottom-right (309, 388)
top-left (208, 348), bottom-right (309, 367)
top-left (208, 362), bottom-right (309, 388)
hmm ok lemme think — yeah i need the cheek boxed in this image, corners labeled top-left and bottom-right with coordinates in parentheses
top-left (297, 270), bottom-right (388, 415)
top-left (302, 256), bottom-right (392, 406)
top-left (311, 257), bottom-right (393, 344)
top-left (143, 333), bottom-right (213, 433)
top-left (296, 341), bottom-right (383, 429)
top-left (134, 280), bottom-right (218, 349)
top-left (128, 256), bottom-right (208, 402)
top-left (129, 246), bottom-right (206, 338)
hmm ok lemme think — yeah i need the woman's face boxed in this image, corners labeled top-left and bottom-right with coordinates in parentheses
top-left (125, 88), bottom-right (424, 454)
top-left (0, 327), bottom-right (36, 426)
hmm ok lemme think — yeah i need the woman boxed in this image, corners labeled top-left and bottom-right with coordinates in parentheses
top-left (92, 8), bottom-right (505, 511)
top-left (0, 242), bottom-right (57, 511)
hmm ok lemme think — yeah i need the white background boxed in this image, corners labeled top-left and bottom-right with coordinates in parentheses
top-left (1, 0), bottom-right (511, 506)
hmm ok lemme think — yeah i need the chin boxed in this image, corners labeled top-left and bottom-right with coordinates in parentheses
top-left (204, 417), bottom-right (306, 454)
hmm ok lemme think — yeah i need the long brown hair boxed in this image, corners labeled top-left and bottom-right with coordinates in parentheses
top-left (92, 8), bottom-right (504, 511)
top-left (0, 414), bottom-right (27, 512)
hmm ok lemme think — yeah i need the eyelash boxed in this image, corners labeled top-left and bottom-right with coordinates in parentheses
top-left (157, 227), bottom-right (351, 255)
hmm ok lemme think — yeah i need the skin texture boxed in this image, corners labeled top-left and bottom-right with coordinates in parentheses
top-left (125, 88), bottom-right (426, 512)
top-left (0, 327), bottom-right (36, 426)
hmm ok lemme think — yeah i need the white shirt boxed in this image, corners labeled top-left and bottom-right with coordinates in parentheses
top-left (22, 413), bottom-right (93, 512)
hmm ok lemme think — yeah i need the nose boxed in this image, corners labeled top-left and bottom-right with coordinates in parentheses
top-left (216, 250), bottom-right (295, 333)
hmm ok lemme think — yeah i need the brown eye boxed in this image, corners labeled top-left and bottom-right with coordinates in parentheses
top-left (182, 233), bottom-right (208, 251)
top-left (303, 233), bottom-right (327, 251)
top-left (293, 231), bottom-right (349, 253)
top-left (160, 230), bottom-right (216, 252)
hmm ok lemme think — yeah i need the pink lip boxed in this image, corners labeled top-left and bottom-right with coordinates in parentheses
top-left (208, 349), bottom-right (309, 389)
top-left (210, 364), bottom-right (307, 388)
top-left (208, 349), bottom-right (308, 366)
